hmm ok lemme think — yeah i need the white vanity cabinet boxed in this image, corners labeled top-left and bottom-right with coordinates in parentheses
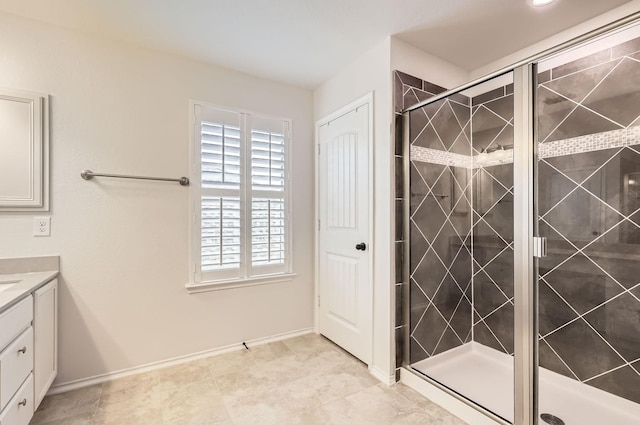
top-left (33, 279), bottom-right (57, 408)
top-left (0, 277), bottom-right (58, 425)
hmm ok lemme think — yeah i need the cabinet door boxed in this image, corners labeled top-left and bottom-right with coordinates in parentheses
top-left (33, 279), bottom-right (57, 408)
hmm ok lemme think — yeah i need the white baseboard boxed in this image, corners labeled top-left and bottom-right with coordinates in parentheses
top-left (369, 366), bottom-right (396, 386)
top-left (48, 328), bottom-right (314, 395)
top-left (400, 367), bottom-right (506, 425)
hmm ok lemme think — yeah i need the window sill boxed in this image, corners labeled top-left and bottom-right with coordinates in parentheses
top-left (186, 273), bottom-right (296, 294)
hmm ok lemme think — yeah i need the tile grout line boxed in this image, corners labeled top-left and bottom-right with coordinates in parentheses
top-left (540, 58), bottom-right (627, 144)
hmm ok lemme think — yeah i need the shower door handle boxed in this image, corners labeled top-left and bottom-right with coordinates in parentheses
top-left (533, 236), bottom-right (547, 258)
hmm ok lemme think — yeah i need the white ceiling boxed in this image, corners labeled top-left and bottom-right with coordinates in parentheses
top-left (0, 0), bottom-right (633, 88)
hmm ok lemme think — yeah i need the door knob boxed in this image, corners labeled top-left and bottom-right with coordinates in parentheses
top-left (355, 242), bottom-right (366, 251)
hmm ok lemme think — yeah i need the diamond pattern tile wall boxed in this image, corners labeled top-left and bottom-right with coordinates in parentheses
top-left (409, 163), bottom-right (473, 361)
top-left (539, 53), bottom-right (640, 145)
top-left (395, 71), bottom-right (448, 370)
top-left (471, 87), bottom-right (515, 355)
top-left (408, 89), bottom-right (473, 363)
top-left (537, 38), bottom-right (640, 403)
top-left (407, 80), bottom-right (515, 363)
top-left (401, 35), bottom-right (640, 406)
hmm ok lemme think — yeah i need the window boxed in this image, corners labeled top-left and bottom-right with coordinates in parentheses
top-left (189, 104), bottom-right (292, 289)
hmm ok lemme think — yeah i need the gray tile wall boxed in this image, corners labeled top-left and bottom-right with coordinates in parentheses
top-left (401, 77), bottom-right (515, 366)
top-left (537, 37), bottom-right (640, 404)
top-left (397, 34), bottom-right (640, 405)
top-left (470, 88), bottom-right (515, 355)
top-left (396, 72), bottom-right (474, 365)
top-left (393, 71), bottom-right (448, 378)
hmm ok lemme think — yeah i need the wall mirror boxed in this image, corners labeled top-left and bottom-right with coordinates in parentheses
top-left (0, 88), bottom-right (49, 211)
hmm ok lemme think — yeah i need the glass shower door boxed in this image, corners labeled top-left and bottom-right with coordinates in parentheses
top-left (407, 72), bottom-right (516, 422)
top-left (535, 23), bottom-right (640, 425)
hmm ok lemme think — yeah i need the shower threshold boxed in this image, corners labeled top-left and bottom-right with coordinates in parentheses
top-left (411, 342), bottom-right (640, 425)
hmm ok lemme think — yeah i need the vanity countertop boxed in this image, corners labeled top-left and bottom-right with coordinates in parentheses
top-left (0, 270), bottom-right (59, 314)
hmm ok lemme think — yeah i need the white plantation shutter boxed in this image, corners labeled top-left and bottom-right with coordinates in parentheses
top-left (201, 196), bottom-right (241, 270)
top-left (250, 129), bottom-right (285, 191)
top-left (201, 122), bottom-right (241, 190)
top-left (200, 120), bottom-right (242, 273)
top-left (251, 198), bottom-right (285, 266)
top-left (249, 118), bottom-right (287, 272)
top-left (192, 105), bottom-right (291, 284)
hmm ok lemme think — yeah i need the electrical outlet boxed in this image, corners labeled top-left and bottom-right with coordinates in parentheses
top-left (33, 216), bottom-right (51, 237)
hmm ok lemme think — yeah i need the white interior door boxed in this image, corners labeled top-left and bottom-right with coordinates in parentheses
top-left (317, 99), bottom-right (371, 365)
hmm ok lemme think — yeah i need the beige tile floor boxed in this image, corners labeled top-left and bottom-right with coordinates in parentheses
top-left (29, 334), bottom-right (468, 425)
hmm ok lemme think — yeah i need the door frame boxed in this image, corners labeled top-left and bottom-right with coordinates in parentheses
top-left (314, 92), bottom-right (375, 365)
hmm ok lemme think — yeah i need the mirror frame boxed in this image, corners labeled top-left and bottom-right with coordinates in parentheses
top-left (0, 88), bottom-right (49, 212)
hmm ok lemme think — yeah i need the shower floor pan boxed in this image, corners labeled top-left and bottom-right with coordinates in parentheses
top-left (411, 342), bottom-right (640, 425)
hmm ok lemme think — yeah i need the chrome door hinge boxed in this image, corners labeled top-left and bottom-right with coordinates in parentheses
top-left (533, 236), bottom-right (547, 258)
top-left (317, 295), bottom-right (320, 307)
top-left (318, 219), bottom-right (320, 231)
top-left (318, 144), bottom-right (320, 155)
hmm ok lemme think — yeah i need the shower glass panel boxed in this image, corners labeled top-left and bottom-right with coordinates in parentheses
top-left (408, 72), bottom-right (515, 422)
top-left (536, 23), bottom-right (640, 425)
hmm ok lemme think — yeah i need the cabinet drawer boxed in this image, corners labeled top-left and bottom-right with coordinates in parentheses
top-left (0, 296), bottom-right (32, 351)
top-left (0, 374), bottom-right (33, 425)
top-left (0, 327), bottom-right (33, 411)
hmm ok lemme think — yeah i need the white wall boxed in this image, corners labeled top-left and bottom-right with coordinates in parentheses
top-left (471, 1), bottom-right (640, 79)
top-left (0, 12), bottom-right (315, 385)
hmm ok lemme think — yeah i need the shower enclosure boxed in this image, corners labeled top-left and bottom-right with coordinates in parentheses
top-left (399, 18), bottom-right (640, 425)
